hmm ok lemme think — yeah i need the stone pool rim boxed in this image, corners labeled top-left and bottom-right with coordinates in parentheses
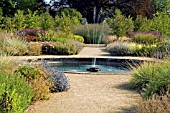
top-left (10, 55), bottom-right (162, 75)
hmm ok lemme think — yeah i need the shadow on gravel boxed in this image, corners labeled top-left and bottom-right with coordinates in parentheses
top-left (117, 106), bottom-right (136, 113)
top-left (106, 106), bottom-right (136, 113)
top-left (114, 82), bottom-right (136, 93)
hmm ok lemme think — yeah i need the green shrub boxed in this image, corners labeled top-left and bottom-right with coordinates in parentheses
top-left (51, 40), bottom-right (83, 55)
top-left (24, 10), bottom-right (40, 29)
top-left (0, 72), bottom-right (33, 113)
top-left (134, 15), bottom-right (151, 31)
top-left (73, 35), bottom-right (84, 43)
top-left (3, 10), bottom-right (26, 32)
top-left (15, 65), bottom-right (50, 101)
top-left (154, 39), bottom-right (170, 58)
top-left (105, 9), bottom-right (134, 37)
top-left (106, 42), bottom-right (134, 56)
top-left (134, 12), bottom-right (170, 37)
top-left (73, 24), bottom-right (110, 44)
top-left (130, 61), bottom-right (170, 98)
top-left (55, 13), bottom-right (72, 33)
top-left (52, 37), bottom-right (68, 43)
top-left (150, 12), bottom-right (170, 37)
top-left (39, 12), bottom-right (55, 30)
top-left (60, 8), bottom-right (82, 25)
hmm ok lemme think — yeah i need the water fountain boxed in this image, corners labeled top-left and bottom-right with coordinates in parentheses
top-left (45, 57), bottom-right (141, 74)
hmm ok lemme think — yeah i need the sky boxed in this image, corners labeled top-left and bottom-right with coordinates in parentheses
top-left (44, 0), bottom-right (61, 4)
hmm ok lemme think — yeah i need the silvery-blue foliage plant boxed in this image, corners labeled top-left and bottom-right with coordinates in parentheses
top-left (42, 60), bottom-right (70, 92)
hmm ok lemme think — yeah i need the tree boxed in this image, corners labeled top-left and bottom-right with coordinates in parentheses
top-left (0, 0), bottom-right (16, 17)
top-left (14, 0), bottom-right (40, 13)
top-left (0, 0), bottom-right (41, 17)
top-left (68, 0), bottom-right (155, 23)
top-left (151, 0), bottom-right (170, 12)
top-left (68, 0), bottom-right (113, 23)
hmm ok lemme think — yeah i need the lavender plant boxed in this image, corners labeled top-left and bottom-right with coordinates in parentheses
top-left (43, 61), bottom-right (70, 92)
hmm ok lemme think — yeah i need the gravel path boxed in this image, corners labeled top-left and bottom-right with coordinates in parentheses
top-left (25, 45), bottom-right (140, 113)
top-left (25, 74), bottom-right (140, 113)
top-left (78, 44), bottom-right (111, 56)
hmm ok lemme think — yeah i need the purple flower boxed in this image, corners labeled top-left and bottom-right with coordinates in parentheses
top-left (17, 29), bottom-right (46, 36)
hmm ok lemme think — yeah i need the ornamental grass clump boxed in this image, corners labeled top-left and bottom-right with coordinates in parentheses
top-left (136, 93), bottom-right (170, 113)
top-left (4, 37), bottom-right (29, 56)
top-left (130, 31), bottom-right (164, 45)
top-left (130, 61), bottom-right (170, 98)
top-left (0, 56), bottom-right (19, 73)
top-left (73, 24), bottom-right (110, 44)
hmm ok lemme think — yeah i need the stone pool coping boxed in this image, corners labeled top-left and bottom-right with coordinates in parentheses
top-left (10, 55), bottom-right (161, 62)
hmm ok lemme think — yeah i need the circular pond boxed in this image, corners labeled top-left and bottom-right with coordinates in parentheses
top-left (45, 58), bottom-right (142, 74)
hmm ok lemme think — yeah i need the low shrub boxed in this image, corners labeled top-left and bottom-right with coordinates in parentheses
top-left (41, 42), bottom-right (55, 54)
top-left (137, 44), bottom-right (157, 57)
top-left (136, 95), bottom-right (170, 113)
top-left (102, 35), bottom-right (117, 44)
top-left (52, 37), bottom-right (68, 43)
top-left (51, 40), bottom-right (83, 55)
top-left (130, 31), bottom-right (164, 45)
top-left (106, 42), bottom-right (134, 56)
top-left (28, 42), bottom-right (42, 56)
top-left (73, 35), bottom-right (84, 43)
top-left (43, 61), bottom-right (70, 92)
top-left (130, 61), bottom-right (170, 98)
top-left (0, 72), bottom-right (34, 113)
top-left (154, 39), bottom-right (170, 58)
top-left (73, 24), bottom-right (110, 44)
top-left (15, 65), bottom-right (50, 101)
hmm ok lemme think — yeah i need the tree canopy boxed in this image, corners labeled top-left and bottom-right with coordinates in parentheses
top-left (0, 0), bottom-right (169, 23)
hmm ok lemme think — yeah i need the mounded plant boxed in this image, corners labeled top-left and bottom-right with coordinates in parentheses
top-left (106, 42), bottom-right (134, 56)
top-left (28, 42), bottom-right (42, 56)
top-left (43, 61), bottom-right (70, 92)
top-left (51, 39), bottom-right (83, 55)
top-left (0, 72), bottom-right (34, 113)
top-left (130, 61), bottom-right (170, 98)
top-left (72, 35), bottom-right (84, 43)
top-left (130, 31), bottom-right (164, 45)
top-left (15, 65), bottom-right (51, 101)
top-left (136, 94), bottom-right (170, 113)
